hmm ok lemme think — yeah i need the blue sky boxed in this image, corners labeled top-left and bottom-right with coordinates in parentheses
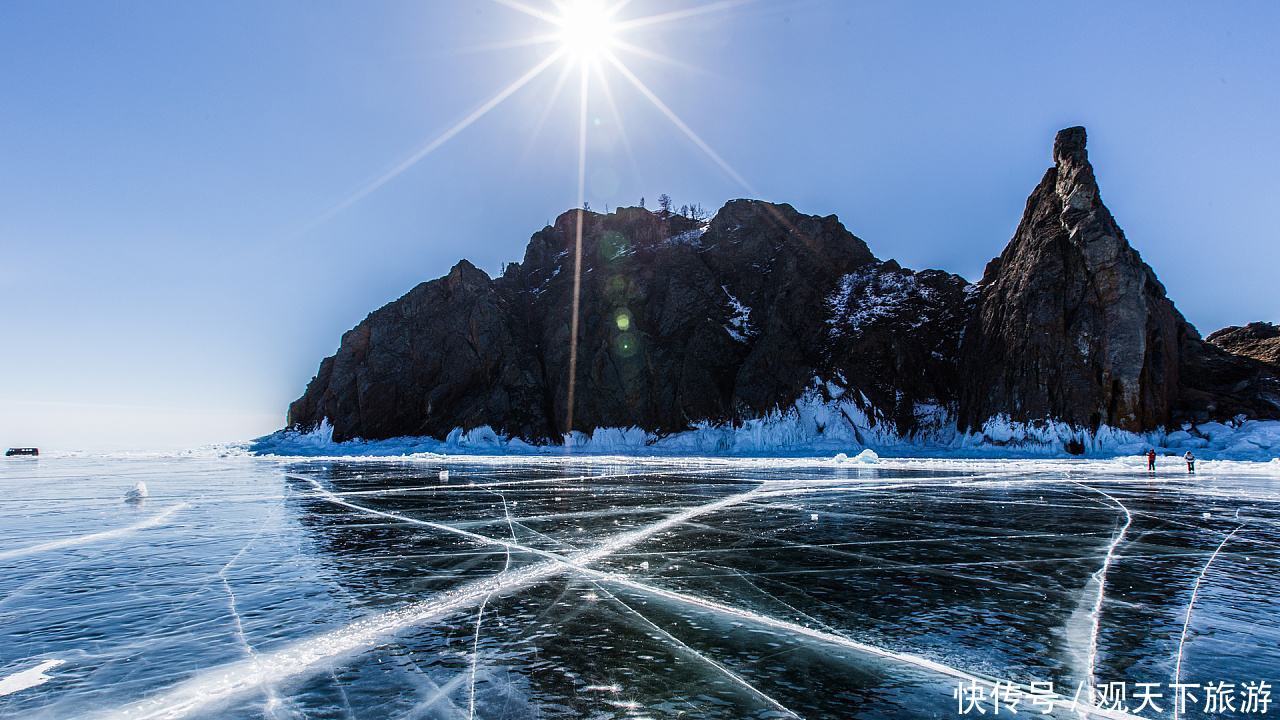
top-left (2, 0), bottom-right (1277, 451)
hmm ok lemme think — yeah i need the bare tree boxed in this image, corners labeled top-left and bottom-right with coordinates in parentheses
top-left (657, 193), bottom-right (672, 217)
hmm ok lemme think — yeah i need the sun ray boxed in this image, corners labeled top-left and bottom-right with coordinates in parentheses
top-left (566, 62), bottom-right (590, 437)
top-left (490, 0), bottom-right (564, 26)
top-left (591, 59), bottom-right (643, 184)
top-left (292, 48), bottom-right (566, 237)
top-left (607, 0), bottom-right (637, 15)
top-left (611, 38), bottom-right (710, 77)
top-left (522, 57), bottom-right (579, 160)
top-left (450, 31), bottom-right (563, 57)
top-left (604, 50), bottom-right (757, 195)
top-left (613, 0), bottom-right (752, 32)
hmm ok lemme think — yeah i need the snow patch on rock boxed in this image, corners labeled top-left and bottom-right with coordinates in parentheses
top-left (721, 285), bottom-right (754, 342)
top-left (666, 224), bottom-right (709, 246)
top-left (827, 268), bottom-right (935, 338)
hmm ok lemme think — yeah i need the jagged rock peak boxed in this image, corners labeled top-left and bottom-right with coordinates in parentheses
top-left (445, 259), bottom-right (490, 288)
top-left (959, 125), bottom-right (1187, 433)
top-left (1053, 125), bottom-right (1088, 165)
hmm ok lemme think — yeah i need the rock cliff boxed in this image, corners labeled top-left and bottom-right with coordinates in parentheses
top-left (958, 127), bottom-right (1186, 431)
top-left (958, 127), bottom-right (1279, 431)
top-left (1208, 323), bottom-right (1280, 368)
top-left (288, 128), bottom-right (1279, 443)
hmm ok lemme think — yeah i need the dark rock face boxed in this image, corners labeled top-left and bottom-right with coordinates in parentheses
top-left (1208, 323), bottom-right (1280, 368)
top-left (1183, 321), bottom-right (1280, 422)
top-left (1175, 337), bottom-right (1280, 423)
top-left (824, 262), bottom-right (974, 432)
top-left (290, 201), bottom-right (970, 442)
top-left (290, 127), bottom-right (1279, 443)
top-left (286, 260), bottom-right (548, 441)
top-left (957, 127), bottom-right (1279, 431)
top-left (958, 127), bottom-right (1187, 432)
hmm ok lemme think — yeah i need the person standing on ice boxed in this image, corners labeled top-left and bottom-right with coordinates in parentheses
top-left (1147, 449), bottom-right (1157, 472)
top-left (1184, 451), bottom-right (1196, 473)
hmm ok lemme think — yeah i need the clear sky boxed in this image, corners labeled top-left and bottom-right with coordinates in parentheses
top-left (2, 0), bottom-right (1277, 451)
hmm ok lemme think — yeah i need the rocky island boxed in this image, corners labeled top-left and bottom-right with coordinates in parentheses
top-left (285, 128), bottom-right (1280, 453)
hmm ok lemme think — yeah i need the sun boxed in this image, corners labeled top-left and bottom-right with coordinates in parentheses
top-left (556, 0), bottom-right (618, 63)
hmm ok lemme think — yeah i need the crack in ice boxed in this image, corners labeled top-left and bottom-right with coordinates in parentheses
top-left (1173, 523), bottom-right (1245, 720)
top-left (216, 507), bottom-right (293, 717)
top-left (0, 503), bottom-right (189, 561)
top-left (584, 571), bottom-right (1145, 720)
top-left (94, 480), bottom-right (761, 720)
top-left (1067, 481), bottom-right (1132, 709)
top-left (469, 489), bottom-right (517, 720)
top-left (94, 472), bottom-right (1164, 720)
top-left (304, 476), bottom-right (1143, 720)
top-left (592, 582), bottom-right (802, 718)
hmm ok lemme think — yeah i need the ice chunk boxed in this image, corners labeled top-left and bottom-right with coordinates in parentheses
top-left (438, 470), bottom-right (449, 481)
top-left (125, 481), bottom-right (148, 502)
top-left (853, 449), bottom-right (879, 464)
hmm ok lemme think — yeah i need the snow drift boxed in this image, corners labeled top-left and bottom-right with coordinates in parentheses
top-left (252, 385), bottom-right (1280, 462)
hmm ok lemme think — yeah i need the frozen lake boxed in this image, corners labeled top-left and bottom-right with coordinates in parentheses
top-left (2, 454), bottom-right (1278, 719)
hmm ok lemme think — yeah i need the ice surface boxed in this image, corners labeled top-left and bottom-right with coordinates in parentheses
top-left (3, 454), bottom-right (1279, 719)
top-left (0, 502), bottom-right (187, 561)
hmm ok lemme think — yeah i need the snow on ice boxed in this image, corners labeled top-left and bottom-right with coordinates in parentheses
top-left (0, 660), bottom-right (64, 698)
top-left (251, 385), bottom-right (1280, 464)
